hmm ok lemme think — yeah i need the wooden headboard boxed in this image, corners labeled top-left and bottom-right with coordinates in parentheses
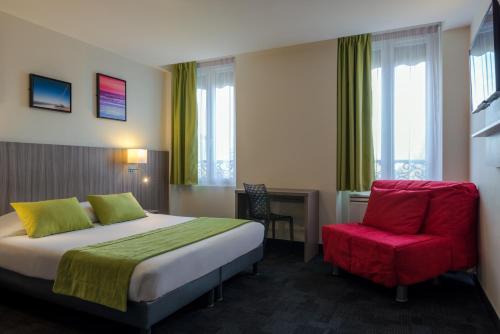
top-left (0, 142), bottom-right (169, 216)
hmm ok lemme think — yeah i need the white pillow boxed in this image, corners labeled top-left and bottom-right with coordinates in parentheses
top-left (0, 211), bottom-right (27, 238)
top-left (80, 201), bottom-right (98, 223)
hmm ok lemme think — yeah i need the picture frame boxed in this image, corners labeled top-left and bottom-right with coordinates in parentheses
top-left (29, 74), bottom-right (72, 113)
top-left (96, 73), bottom-right (127, 121)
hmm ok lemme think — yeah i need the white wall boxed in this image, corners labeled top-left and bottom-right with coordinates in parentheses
top-left (0, 11), bottom-right (166, 151)
top-left (471, 0), bottom-right (492, 39)
top-left (470, 0), bottom-right (500, 318)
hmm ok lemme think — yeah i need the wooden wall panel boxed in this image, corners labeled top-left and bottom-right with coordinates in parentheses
top-left (0, 143), bottom-right (8, 215)
top-left (0, 142), bottom-right (169, 216)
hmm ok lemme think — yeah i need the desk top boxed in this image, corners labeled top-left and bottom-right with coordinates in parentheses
top-left (235, 188), bottom-right (318, 197)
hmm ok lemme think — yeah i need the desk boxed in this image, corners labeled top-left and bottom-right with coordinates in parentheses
top-left (235, 188), bottom-right (319, 262)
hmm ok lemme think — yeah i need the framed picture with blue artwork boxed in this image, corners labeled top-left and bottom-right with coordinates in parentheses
top-left (96, 73), bottom-right (127, 121)
top-left (29, 74), bottom-right (72, 113)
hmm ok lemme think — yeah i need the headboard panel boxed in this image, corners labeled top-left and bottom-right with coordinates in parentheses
top-left (0, 142), bottom-right (169, 216)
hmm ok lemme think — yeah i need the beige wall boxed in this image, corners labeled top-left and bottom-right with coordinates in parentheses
top-left (0, 11), bottom-right (166, 151)
top-left (170, 185), bottom-right (235, 218)
top-left (169, 30), bottom-right (473, 238)
top-left (235, 40), bottom-right (338, 234)
top-left (470, 0), bottom-right (500, 318)
top-left (442, 27), bottom-right (470, 181)
top-left (169, 40), bottom-right (338, 236)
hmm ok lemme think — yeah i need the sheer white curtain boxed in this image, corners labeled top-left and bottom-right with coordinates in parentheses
top-left (372, 25), bottom-right (442, 180)
top-left (196, 59), bottom-right (235, 186)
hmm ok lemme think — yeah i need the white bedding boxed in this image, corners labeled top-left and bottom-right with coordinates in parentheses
top-left (0, 214), bottom-right (264, 302)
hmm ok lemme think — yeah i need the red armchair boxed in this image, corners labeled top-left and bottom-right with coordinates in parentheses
top-left (322, 180), bottom-right (479, 302)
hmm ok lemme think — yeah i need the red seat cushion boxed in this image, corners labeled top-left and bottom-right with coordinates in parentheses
top-left (322, 224), bottom-right (452, 287)
top-left (362, 188), bottom-right (430, 235)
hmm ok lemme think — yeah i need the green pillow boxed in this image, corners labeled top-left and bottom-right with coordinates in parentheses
top-left (11, 197), bottom-right (93, 238)
top-left (87, 192), bottom-right (146, 225)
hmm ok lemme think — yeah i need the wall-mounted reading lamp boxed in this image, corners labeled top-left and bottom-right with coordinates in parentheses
top-left (127, 149), bottom-right (148, 173)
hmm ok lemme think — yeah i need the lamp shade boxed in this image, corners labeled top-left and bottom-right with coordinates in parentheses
top-left (127, 149), bottom-right (148, 164)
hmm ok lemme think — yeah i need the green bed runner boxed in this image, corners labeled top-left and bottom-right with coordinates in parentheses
top-left (52, 217), bottom-right (251, 311)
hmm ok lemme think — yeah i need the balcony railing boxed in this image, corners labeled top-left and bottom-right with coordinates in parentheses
top-left (376, 160), bottom-right (426, 180)
top-left (198, 159), bottom-right (235, 185)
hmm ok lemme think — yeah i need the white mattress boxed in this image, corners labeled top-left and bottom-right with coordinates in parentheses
top-left (0, 214), bottom-right (264, 302)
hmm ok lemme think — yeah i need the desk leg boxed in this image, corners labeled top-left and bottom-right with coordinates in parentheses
top-left (235, 193), bottom-right (249, 219)
top-left (304, 194), bottom-right (319, 262)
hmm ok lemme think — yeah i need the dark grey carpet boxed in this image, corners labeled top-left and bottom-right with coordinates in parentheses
top-left (0, 241), bottom-right (498, 334)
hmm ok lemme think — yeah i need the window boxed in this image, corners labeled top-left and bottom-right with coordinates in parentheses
top-left (196, 59), bottom-right (235, 186)
top-left (372, 25), bottom-right (442, 180)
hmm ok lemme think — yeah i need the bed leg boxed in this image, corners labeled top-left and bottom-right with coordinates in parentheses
top-left (207, 288), bottom-right (215, 308)
top-left (140, 328), bottom-right (151, 334)
top-left (216, 283), bottom-right (223, 302)
top-left (216, 268), bottom-right (223, 301)
top-left (252, 262), bottom-right (259, 275)
top-left (396, 285), bottom-right (408, 303)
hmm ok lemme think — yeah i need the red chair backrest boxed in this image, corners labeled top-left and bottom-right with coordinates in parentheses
top-left (371, 180), bottom-right (479, 236)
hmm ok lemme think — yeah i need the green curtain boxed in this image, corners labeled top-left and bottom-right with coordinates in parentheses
top-left (171, 62), bottom-right (198, 185)
top-left (337, 34), bottom-right (375, 192)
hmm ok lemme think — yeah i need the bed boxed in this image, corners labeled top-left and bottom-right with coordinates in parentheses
top-left (0, 213), bottom-right (265, 334)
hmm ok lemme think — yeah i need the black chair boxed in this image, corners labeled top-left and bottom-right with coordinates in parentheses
top-left (243, 183), bottom-right (294, 241)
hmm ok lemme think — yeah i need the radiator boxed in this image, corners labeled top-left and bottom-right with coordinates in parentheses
top-left (348, 194), bottom-right (369, 222)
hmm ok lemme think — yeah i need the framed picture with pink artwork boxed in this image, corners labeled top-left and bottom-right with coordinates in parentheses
top-left (96, 73), bottom-right (127, 121)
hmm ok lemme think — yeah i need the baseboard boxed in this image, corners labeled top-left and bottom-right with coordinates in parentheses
top-left (473, 275), bottom-right (500, 333)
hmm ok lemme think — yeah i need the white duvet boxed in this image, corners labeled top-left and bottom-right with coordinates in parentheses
top-left (0, 214), bottom-right (264, 302)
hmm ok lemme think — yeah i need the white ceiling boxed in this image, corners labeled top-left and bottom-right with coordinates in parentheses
top-left (0, 0), bottom-right (476, 68)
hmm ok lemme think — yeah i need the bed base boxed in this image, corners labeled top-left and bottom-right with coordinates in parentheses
top-left (0, 244), bottom-right (263, 333)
